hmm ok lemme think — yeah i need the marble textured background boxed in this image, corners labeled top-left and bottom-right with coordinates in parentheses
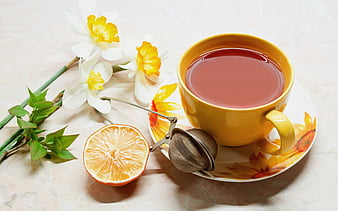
top-left (0, 0), bottom-right (337, 210)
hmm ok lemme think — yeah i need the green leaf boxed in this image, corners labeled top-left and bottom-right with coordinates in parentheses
top-left (52, 138), bottom-right (62, 153)
top-left (36, 106), bottom-right (58, 118)
top-left (50, 134), bottom-right (78, 153)
top-left (45, 138), bottom-right (54, 146)
top-left (34, 101), bottom-right (54, 110)
top-left (17, 118), bottom-right (37, 129)
top-left (44, 127), bottom-right (66, 148)
top-left (34, 115), bottom-right (49, 125)
top-left (53, 149), bottom-right (77, 160)
top-left (27, 88), bottom-right (38, 107)
top-left (34, 129), bottom-right (46, 134)
top-left (30, 141), bottom-right (47, 161)
top-left (27, 88), bottom-right (48, 107)
top-left (37, 137), bottom-right (45, 142)
top-left (8, 105), bottom-right (29, 117)
top-left (32, 106), bottom-right (58, 125)
top-left (59, 134), bottom-right (79, 150)
top-left (35, 89), bottom-right (47, 102)
top-left (30, 130), bottom-right (38, 141)
top-left (46, 127), bottom-right (66, 139)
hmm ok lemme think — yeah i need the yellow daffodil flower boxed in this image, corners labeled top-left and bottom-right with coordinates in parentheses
top-left (136, 41), bottom-right (161, 78)
top-left (63, 52), bottom-right (112, 113)
top-left (119, 40), bottom-right (164, 105)
top-left (66, 2), bottom-right (126, 62)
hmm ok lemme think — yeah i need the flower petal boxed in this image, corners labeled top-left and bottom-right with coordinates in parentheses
top-left (78, 0), bottom-right (99, 20)
top-left (102, 11), bottom-right (119, 23)
top-left (159, 49), bottom-right (169, 60)
top-left (119, 60), bottom-right (137, 72)
top-left (134, 71), bottom-right (157, 106)
top-left (71, 39), bottom-right (96, 59)
top-left (127, 70), bottom-right (136, 78)
top-left (63, 83), bottom-right (88, 109)
top-left (87, 90), bottom-right (111, 114)
top-left (101, 47), bottom-right (127, 63)
top-left (118, 37), bottom-right (138, 58)
top-left (80, 51), bottom-right (100, 75)
top-left (93, 62), bottom-right (113, 83)
top-left (65, 8), bottom-right (87, 35)
top-left (153, 83), bottom-right (177, 103)
top-left (156, 101), bottom-right (181, 111)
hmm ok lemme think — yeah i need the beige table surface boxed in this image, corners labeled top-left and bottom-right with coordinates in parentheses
top-left (0, 0), bottom-right (337, 210)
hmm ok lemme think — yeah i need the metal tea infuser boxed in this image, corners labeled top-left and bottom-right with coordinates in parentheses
top-left (97, 97), bottom-right (218, 174)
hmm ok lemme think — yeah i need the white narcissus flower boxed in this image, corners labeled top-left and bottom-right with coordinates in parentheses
top-left (63, 52), bottom-right (112, 113)
top-left (66, 0), bottom-right (126, 63)
top-left (119, 40), bottom-right (167, 106)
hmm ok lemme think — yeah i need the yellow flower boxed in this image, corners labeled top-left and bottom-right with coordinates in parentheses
top-left (87, 15), bottom-right (119, 44)
top-left (149, 83), bottom-right (185, 142)
top-left (225, 153), bottom-right (287, 179)
top-left (63, 52), bottom-right (113, 114)
top-left (136, 41), bottom-right (161, 78)
top-left (281, 112), bottom-right (317, 159)
top-left (66, 5), bottom-right (126, 62)
top-left (118, 40), bottom-right (165, 105)
top-left (87, 70), bottom-right (104, 90)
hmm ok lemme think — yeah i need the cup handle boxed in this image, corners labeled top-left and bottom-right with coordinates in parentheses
top-left (261, 110), bottom-right (295, 154)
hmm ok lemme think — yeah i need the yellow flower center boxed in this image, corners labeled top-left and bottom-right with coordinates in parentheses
top-left (136, 41), bottom-right (161, 77)
top-left (87, 15), bottom-right (120, 43)
top-left (87, 70), bottom-right (104, 90)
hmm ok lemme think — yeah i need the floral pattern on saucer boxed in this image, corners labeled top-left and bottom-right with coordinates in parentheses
top-left (148, 77), bottom-right (317, 182)
top-left (214, 113), bottom-right (316, 180)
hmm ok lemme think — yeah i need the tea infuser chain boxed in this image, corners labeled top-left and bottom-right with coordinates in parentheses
top-left (101, 97), bottom-right (174, 121)
top-left (99, 97), bottom-right (178, 151)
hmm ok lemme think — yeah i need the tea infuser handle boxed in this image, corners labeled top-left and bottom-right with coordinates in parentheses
top-left (263, 110), bottom-right (295, 154)
top-left (149, 138), bottom-right (170, 152)
top-left (150, 116), bottom-right (177, 152)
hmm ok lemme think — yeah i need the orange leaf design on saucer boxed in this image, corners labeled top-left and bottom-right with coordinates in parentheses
top-left (226, 152), bottom-right (287, 179)
top-left (280, 112), bottom-right (317, 161)
top-left (149, 83), bottom-right (186, 143)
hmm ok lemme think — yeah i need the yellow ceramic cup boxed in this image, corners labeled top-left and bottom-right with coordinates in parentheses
top-left (177, 34), bottom-right (295, 154)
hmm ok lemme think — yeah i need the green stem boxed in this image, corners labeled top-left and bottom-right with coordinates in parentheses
top-left (0, 133), bottom-right (25, 162)
top-left (112, 65), bottom-right (128, 73)
top-left (0, 129), bottom-right (24, 154)
top-left (0, 92), bottom-right (64, 161)
top-left (0, 57), bottom-right (79, 130)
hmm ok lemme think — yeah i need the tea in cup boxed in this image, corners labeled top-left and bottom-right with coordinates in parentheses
top-left (177, 34), bottom-right (295, 154)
